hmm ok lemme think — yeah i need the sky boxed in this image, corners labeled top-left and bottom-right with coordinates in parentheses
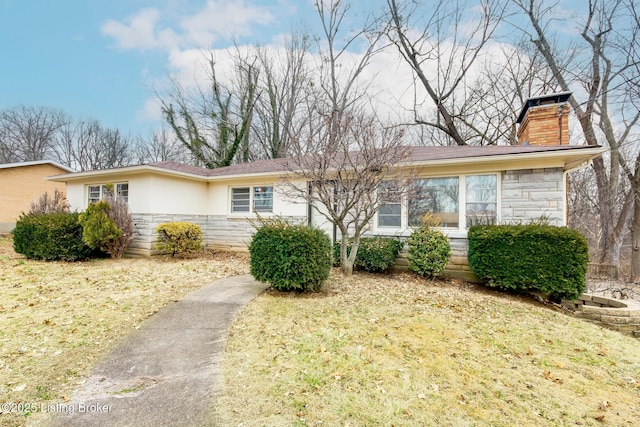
top-left (0, 0), bottom-right (595, 141)
top-left (0, 0), bottom-right (324, 136)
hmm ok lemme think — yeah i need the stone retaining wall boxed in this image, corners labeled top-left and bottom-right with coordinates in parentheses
top-left (562, 294), bottom-right (640, 337)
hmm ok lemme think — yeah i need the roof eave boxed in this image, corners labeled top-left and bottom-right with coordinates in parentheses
top-left (400, 146), bottom-right (606, 171)
top-left (48, 164), bottom-right (208, 182)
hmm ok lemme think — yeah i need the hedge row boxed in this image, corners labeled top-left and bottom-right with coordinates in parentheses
top-left (468, 224), bottom-right (588, 300)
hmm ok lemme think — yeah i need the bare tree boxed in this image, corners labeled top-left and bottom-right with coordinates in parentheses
top-left (27, 189), bottom-right (70, 215)
top-left (283, 0), bottom-right (410, 276)
top-left (252, 32), bottom-right (311, 159)
top-left (386, 0), bottom-right (508, 146)
top-left (286, 111), bottom-right (409, 276)
top-left (135, 127), bottom-right (193, 164)
top-left (160, 50), bottom-right (259, 168)
top-left (465, 39), bottom-right (558, 144)
top-left (54, 119), bottom-right (133, 171)
top-left (511, 0), bottom-right (640, 276)
top-left (0, 105), bottom-right (66, 162)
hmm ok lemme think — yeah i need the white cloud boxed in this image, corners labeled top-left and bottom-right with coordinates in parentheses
top-left (101, 1), bottom-right (274, 52)
top-left (101, 8), bottom-right (168, 51)
top-left (179, 1), bottom-right (275, 46)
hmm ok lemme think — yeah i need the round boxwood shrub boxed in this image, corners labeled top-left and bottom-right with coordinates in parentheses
top-left (333, 237), bottom-right (403, 273)
top-left (156, 222), bottom-right (203, 256)
top-left (406, 226), bottom-right (451, 277)
top-left (249, 219), bottom-right (332, 292)
top-left (13, 212), bottom-right (93, 261)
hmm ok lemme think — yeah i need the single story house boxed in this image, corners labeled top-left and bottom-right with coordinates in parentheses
top-left (49, 93), bottom-right (605, 277)
top-left (0, 160), bottom-right (75, 233)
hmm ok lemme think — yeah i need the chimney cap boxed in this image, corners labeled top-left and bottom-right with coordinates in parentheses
top-left (516, 91), bottom-right (572, 124)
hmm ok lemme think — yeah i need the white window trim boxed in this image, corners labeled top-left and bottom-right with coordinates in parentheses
top-left (374, 173), bottom-right (501, 237)
top-left (228, 184), bottom-right (275, 217)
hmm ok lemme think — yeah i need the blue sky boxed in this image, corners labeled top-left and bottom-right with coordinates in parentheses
top-left (0, 0), bottom-right (592, 139)
top-left (0, 0), bottom-right (319, 136)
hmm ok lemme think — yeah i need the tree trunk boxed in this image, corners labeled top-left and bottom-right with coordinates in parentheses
top-left (339, 233), bottom-right (354, 277)
top-left (632, 183), bottom-right (640, 282)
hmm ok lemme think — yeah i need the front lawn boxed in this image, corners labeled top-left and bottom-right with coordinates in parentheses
top-left (0, 235), bottom-right (248, 427)
top-left (215, 273), bottom-right (640, 426)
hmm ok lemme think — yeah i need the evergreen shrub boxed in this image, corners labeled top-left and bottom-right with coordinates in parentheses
top-left (78, 201), bottom-right (123, 257)
top-left (13, 212), bottom-right (92, 261)
top-left (156, 222), bottom-right (203, 256)
top-left (467, 224), bottom-right (589, 300)
top-left (406, 226), bottom-right (451, 277)
top-left (249, 218), bottom-right (332, 292)
top-left (333, 237), bottom-right (403, 273)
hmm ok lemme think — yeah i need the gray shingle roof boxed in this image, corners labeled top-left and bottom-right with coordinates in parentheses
top-left (149, 144), bottom-right (599, 177)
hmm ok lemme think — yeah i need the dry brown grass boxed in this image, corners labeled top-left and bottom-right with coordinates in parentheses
top-left (0, 235), bottom-right (248, 427)
top-left (216, 272), bottom-right (640, 426)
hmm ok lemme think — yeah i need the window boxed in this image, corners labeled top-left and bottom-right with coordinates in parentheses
top-left (374, 174), bottom-right (498, 232)
top-left (88, 185), bottom-right (102, 204)
top-left (466, 175), bottom-right (497, 226)
top-left (231, 186), bottom-right (273, 213)
top-left (253, 186), bottom-right (273, 212)
top-left (116, 183), bottom-right (129, 204)
top-left (87, 183), bottom-right (128, 205)
top-left (377, 181), bottom-right (401, 228)
top-left (409, 177), bottom-right (459, 227)
top-left (231, 188), bottom-right (251, 212)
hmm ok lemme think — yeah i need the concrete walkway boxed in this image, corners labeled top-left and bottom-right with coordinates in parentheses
top-left (48, 274), bottom-right (268, 427)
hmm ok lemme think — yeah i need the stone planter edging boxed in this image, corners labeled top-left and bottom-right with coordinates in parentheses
top-left (562, 294), bottom-right (640, 337)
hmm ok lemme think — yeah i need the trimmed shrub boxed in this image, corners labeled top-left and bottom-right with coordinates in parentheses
top-left (406, 226), bottom-right (451, 277)
top-left (249, 218), bottom-right (332, 292)
top-left (468, 224), bottom-right (589, 301)
top-left (78, 201), bottom-right (123, 257)
top-left (155, 222), bottom-right (203, 256)
top-left (333, 237), bottom-right (403, 273)
top-left (13, 212), bottom-right (93, 261)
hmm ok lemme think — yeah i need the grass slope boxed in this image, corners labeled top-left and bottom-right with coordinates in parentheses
top-left (216, 273), bottom-right (640, 426)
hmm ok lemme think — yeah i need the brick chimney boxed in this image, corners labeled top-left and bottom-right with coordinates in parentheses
top-left (516, 92), bottom-right (572, 146)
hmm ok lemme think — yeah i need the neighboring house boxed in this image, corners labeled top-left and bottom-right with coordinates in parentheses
top-left (49, 93), bottom-right (605, 277)
top-left (0, 160), bottom-right (75, 234)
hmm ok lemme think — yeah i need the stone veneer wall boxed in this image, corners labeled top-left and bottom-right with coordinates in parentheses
top-left (501, 167), bottom-right (565, 225)
top-left (128, 214), bottom-right (306, 256)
